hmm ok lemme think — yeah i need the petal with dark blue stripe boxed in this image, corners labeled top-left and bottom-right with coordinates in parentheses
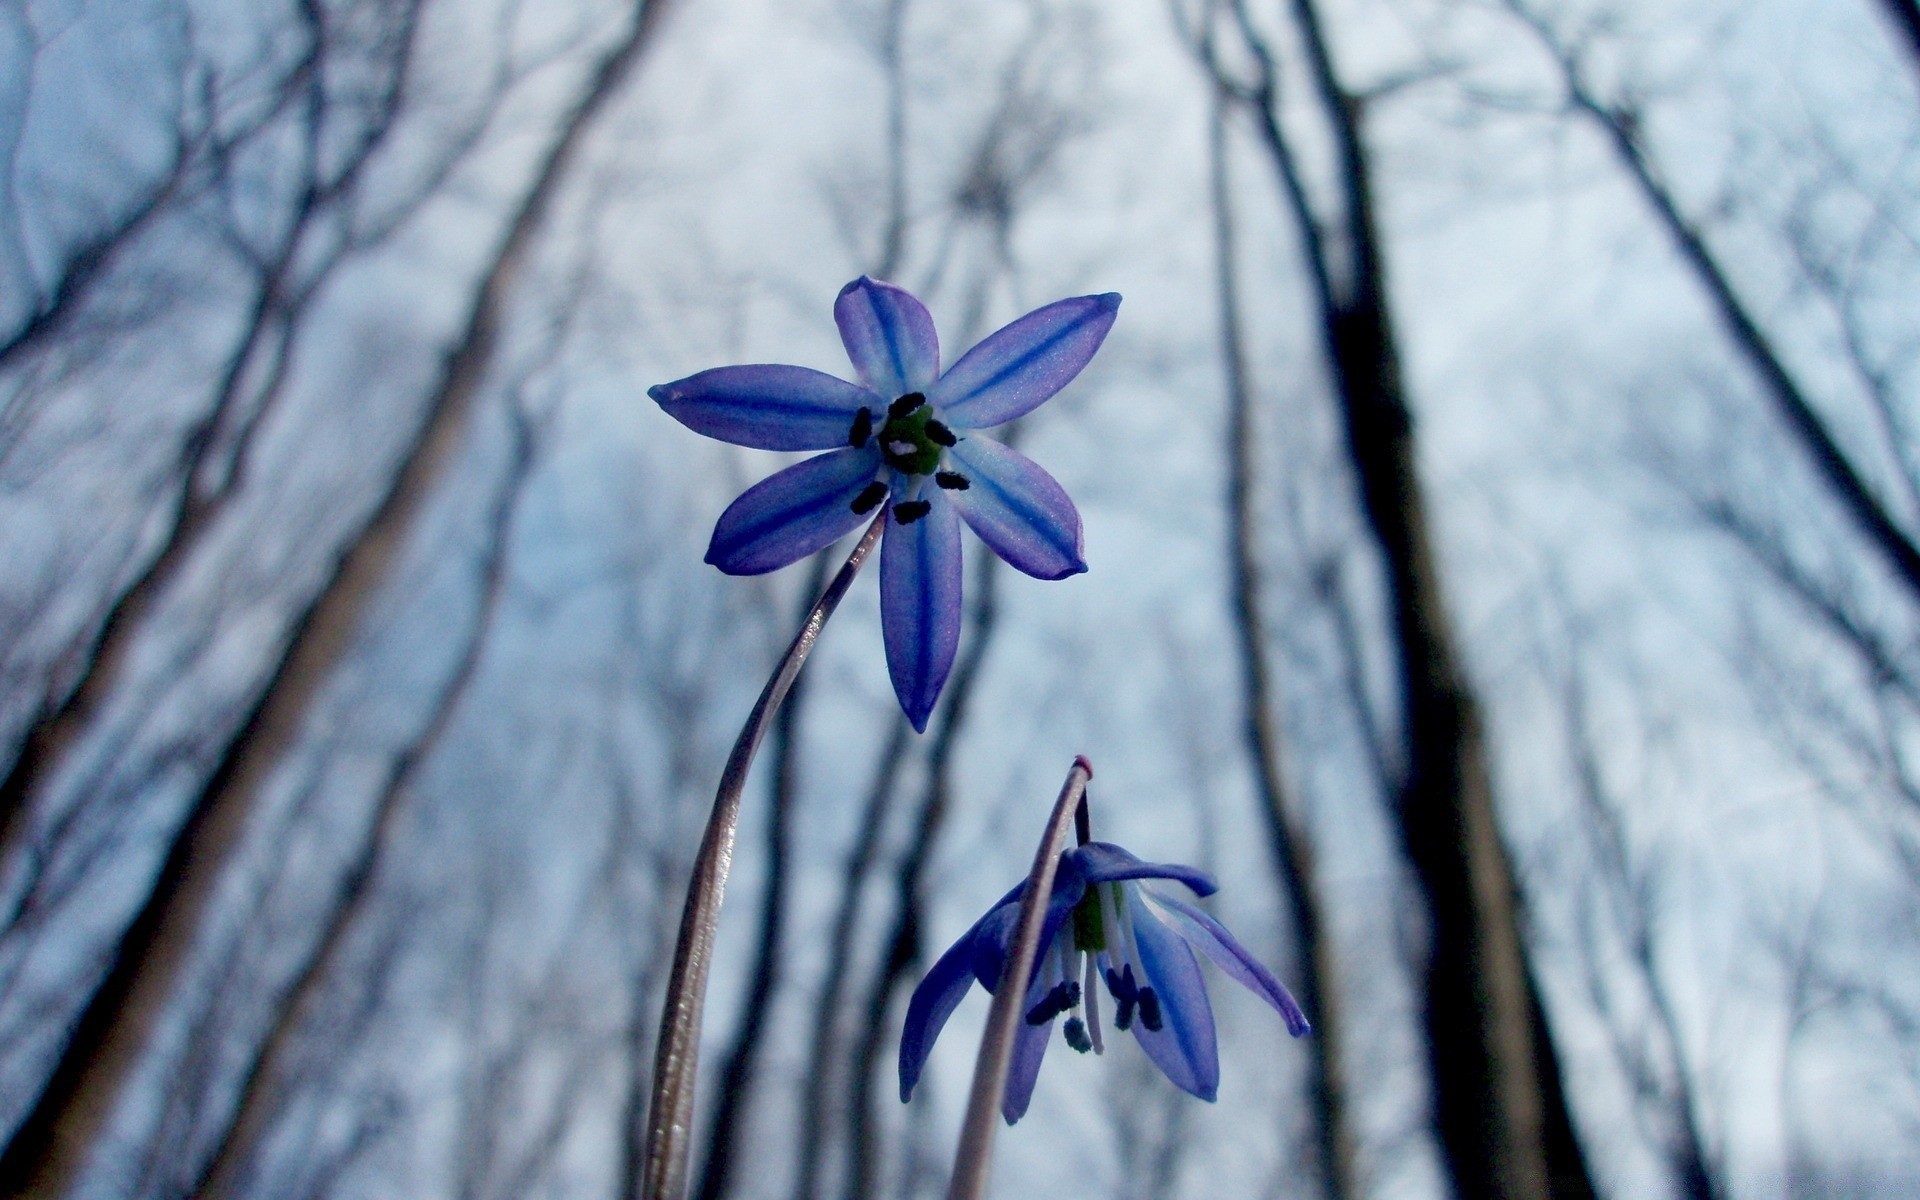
top-left (651, 365), bottom-right (878, 450)
top-left (930, 293), bottom-right (1120, 429)
top-left (943, 435), bottom-right (1086, 580)
top-left (880, 494), bottom-right (963, 732)
top-left (705, 448), bottom-right (878, 574)
top-left (836, 276), bottom-right (940, 399)
top-left (1129, 900), bottom-right (1220, 1101)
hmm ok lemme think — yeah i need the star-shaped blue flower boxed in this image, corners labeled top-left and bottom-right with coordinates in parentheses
top-left (898, 841), bottom-right (1311, 1123)
top-left (650, 278), bottom-right (1118, 731)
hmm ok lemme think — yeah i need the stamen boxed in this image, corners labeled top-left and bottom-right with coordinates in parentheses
top-left (893, 499), bottom-right (932, 524)
top-left (926, 419), bottom-right (957, 446)
top-left (848, 407), bottom-right (873, 447)
top-left (1107, 964), bottom-right (1139, 1031)
top-left (935, 471), bottom-right (970, 491)
top-left (1063, 1017), bottom-right (1093, 1053)
top-left (888, 392), bottom-right (925, 418)
top-left (1024, 981), bottom-right (1076, 1025)
top-left (850, 482), bottom-right (888, 514)
top-left (1082, 953), bottom-right (1105, 1053)
top-left (1138, 987), bottom-right (1163, 1033)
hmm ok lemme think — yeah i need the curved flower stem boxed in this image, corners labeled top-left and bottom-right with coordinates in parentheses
top-left (642, 512), bottom-right (886, 1200)
top-left (943, 755), bottom-right (1093, 1200)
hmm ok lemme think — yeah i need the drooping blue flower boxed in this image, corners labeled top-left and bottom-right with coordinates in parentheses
top-left (650, 278), bottom-right (1118, 731)
top-left (898, 841), bottom-right (1311, 1123)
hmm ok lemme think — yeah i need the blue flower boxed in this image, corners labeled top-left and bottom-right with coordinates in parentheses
top-left (899, 841), bottom-right (1311, 1123)
top-left (650, 278), bottom-right (1118, 731)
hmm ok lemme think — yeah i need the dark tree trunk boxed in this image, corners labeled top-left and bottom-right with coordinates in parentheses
top-left (1194, 2), bottom-right (1600, 1196)
top-left (1209, 86), bottom-right (1355, 1200)
top-left (0, 4), bottom-right (674, 1192)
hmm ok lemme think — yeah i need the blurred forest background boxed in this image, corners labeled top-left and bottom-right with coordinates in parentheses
top-left (1, 0), bottom-right (1917, 1196)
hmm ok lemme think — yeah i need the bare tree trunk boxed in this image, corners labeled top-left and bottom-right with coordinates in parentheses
top-left (1195, 2), bottom-right (1597, 1195)
top-left (185, 400), bottom-right (541, 1199)
top-left (0, 4), bottom-right (674, 1191)
top-left (1209, 84), bottom-right (1354, 1200)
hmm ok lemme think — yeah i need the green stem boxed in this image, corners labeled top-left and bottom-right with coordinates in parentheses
top-left (943, 756), bottom-right (1093, 1200)
top-left (641, 513), bottom-right (887, 1200)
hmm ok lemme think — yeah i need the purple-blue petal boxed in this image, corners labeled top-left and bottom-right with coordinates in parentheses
top-left (836, 277), bottom-right (940, 399)
top-left (1073, 842), bottom-right (1218, 897)
top-left (943, 436), bottom-right (1085, 580)
top-left (929, 293), bottom-right (1120, 429)
top-left (1152, 893), bottom-right (1311, 1037)
top-left (1002, 969), bottom-right (1056, 1124)
top-left (651, 366), bottom-right (879, 450)
top-left (705, 448), bottom-right (880, 575)
top-left (969, 860), bottom-right (1087, 993)
top-left (880, 494), bottom-right (963, 732)
top-left (1128, 900), bottom-right (1220, 1101)
top-left (900, 920), bottom-right (987, 1102)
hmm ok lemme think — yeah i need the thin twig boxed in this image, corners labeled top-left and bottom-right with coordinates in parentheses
top-left (943, 755), bottom-right (1092, 1200)
top-left (641, 513), bottom-right (886, 1200)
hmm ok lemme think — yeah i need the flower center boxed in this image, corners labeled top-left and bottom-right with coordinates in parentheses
top-left (872, 393), bottom-right (953, 476)
top-left (846, 396), bottom-right (971, 520)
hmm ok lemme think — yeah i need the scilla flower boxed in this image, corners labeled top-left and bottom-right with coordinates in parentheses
top-left (650, 278), bottom-right (1118, 731)
top-left (899, 841), bottom-right (1311, 1123)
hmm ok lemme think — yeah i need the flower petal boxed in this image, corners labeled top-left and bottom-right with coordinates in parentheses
top-left (1151, 893), bottom-right (1311, 1037)
top-left (969, 859), bottom-right (1087, 993)
top-left (880, 494), bottom-right (963, 731)
top-left (705, 448), bottom-right (879, 575)
top-left (1128, 901), bottom-right (1220, 1101)
top-left (1074, 842), bottom-right (1218, 897)
top-left (942, 436), bottom-right (1086, 580)
top-left (651, 366), bottom-right (878, 450)
top-left (900, 922), bottom-right (986, 1102)
top-left (929, 293), bottom-right (1120, 429)
top-left (836, 276), bottom-right (940, 399)
top-left (1002, 972), bottom-right (1055, 1124)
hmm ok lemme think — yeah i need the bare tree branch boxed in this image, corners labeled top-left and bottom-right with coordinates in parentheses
top-left (0, 3), bottom-right (677, 1189)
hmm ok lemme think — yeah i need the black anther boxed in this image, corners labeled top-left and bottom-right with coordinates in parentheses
top-left (850, 482), bottom-right (888, 514)
top-left (1025, 982), bottom-right (1075, 1026)
top-left (1063, 1017), bottom-right (1092, 1053)
top-left (888, 392), bottom-right (926, 418)
top-left (1106, 965), bottom-right (1140, 1031)
top-left (935, 471), bottom-right (970, 490)
top-left (926, 419), bottom-right (956, 446)
top-left (1138, 987), bottom-right (1163, 1033)
top-left (849, 407), bottom-right (873, 446)
top-left (893, 499), bottom-right (932, 524)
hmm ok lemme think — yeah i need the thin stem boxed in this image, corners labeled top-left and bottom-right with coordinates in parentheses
top-left (943, 756), bottom-right (1092, 1200)
top-left (641, 513), bottom-right (886, 1200)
